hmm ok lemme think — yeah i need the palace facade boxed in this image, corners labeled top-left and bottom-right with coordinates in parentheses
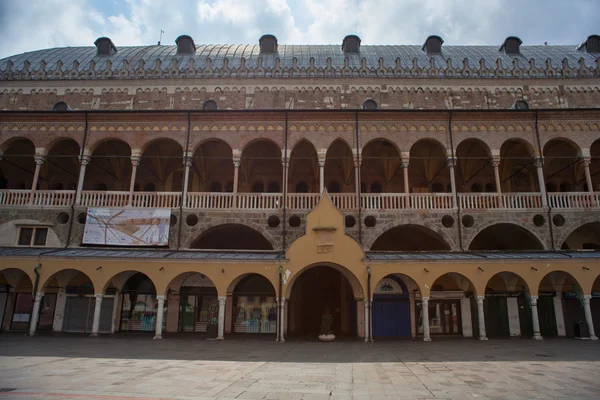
top-left (0, 34), bottom-right (599, 341)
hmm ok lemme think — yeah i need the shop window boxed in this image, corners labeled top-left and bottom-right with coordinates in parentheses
top-left (252, 181), bottom-right (264, 193)
top-left (234, 296), bottom-right (277, 333)
top-left (267, 181), bottom-right (280, 193)
top-left (120, 294), bottom-right (166, 332)
top-left (10, 293), bottom-right (33, 331)
top-left (179, 294), bottom-right (218, 332)
top-left (18, 227), bottom-right (48, 247)
top-left (210, 181), bottom-right (222, 192)
top-left (295, 181), bottom-right (308, 193)
top-left (328, 181), bottom-right (341, 193)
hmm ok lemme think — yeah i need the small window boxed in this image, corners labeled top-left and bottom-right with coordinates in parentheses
top-left (328, 181), bottom-right (341, 193)
top-left (252, 182), bottom-right (264, 193)
top-left (203, 100), bottom-right (218, 111)
top-left (363, 99), bottom-right (378, 110)
top-left (295, 181), bottom-right (308, 193)
top-left (52, 102), bottom-right (72, 112)
top-left (18, 227), bottom-right (48, 247)
top-left (267, 181), bottom-right (280, 193)
top-left (210, 182), bottom-right (222, 192)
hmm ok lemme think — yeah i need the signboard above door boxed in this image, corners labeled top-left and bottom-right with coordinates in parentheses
top-left (83, 208), bottom-right (171, 246)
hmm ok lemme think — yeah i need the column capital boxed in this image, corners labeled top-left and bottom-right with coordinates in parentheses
top-left (446, 157), bottom-right (456, 168)
top-left (353, 158), bottom-right (361, 168)
top-left (34, 155), bottom-right (46, 165)
top-left (401, 161), bottom-right (409, 168)
top-left (130, 155), bottom-right (141, 166)
top-left (80, 155), bottom-right (91, 165)
top-left (34, 292), bottom-right (43, 301)
top-left (476, 295), bottom-right (485, 301)
top-left (318, 158), bottom-right (326, 168)
top-left (534, 157), bottom-right (544, 168)
top-left (183, 156), bottom-right (193, 167)
top-left (491, 159), bottom-right (500, 168)
top-left (421, 296), bottom-right (430, 303)
top-left (156, 295), bottom-right (165, 302)
top-left (583, 294), bottom-right (592, 302)
top-left (94, 293), bottom-right (104, 300)
top-left (581, 157), bottom-right (592, 168)
top-left (218, 296), bottom-right (226, 303)
top-left (233, 157), bottom-right (241, 168)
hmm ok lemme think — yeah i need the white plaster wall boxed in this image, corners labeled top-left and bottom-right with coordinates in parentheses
top-left (52, 288), bottom-right (67, 332)
top-left (0, 220), bottom-right (60, 247)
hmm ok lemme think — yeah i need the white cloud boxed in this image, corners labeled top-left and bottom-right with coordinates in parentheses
top-left (0, 0), bottom-right (598, 59)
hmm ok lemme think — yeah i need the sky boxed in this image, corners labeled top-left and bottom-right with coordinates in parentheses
top-left (0, 0), bottom-right (599, 59)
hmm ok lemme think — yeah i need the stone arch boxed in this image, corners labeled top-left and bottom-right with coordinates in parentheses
top-left (239, 139), bottom-right (282, 193)
top-left (226, 272), bottom-right (278, 297)
top-left (139, 136), bottom-right (184, 155)
top-left (560, 221), bottom-right (600, 250)
top-left (537, 270), bottom-right (583, 294)
top-left (189, 138), bottom-right (234, 193)
top-left (325, 138), bottom-right (356, 193)
top-left (361, 138), bottom-right (403, 194)
top-left (366, 221), bottom-right (455, 251)
top-left (370, 224), bottom-right (452, 251)
top-left (0, 136), bottom-right (36, 153)
top-left (499, 138), bottom-right (539, 192)
top-left (240, 137), bottom-right (283, 154)
top-left (468, 223), bottom-right (546, 251)
top-left (137, 138), bottom-right (184, 192)
top-left (101, 270), bottom-right (158, 294)
top-left (455, 138), bottom-right (494, 193)
top-left (86, 136), bottom-right (134, 154)
top-left (42, 269), bottom-right (96, 294)
top-left (284, 262), bottom-right (364, 299)
top-left (44, 138), bottom-right (81, 190)
top-left (370, 272), bottom-right (423, 299)
top-left (485, 271), bottom-right (531, 293)
top-left (429, 272), bottom-right (478, 297)
top-left (85, 138), bottom-right (133, 191)
top-left (188, 223), bottom-right (275, 250)
top-left (542, 138), bottom-right (584, 192)
top-left (0, 267), bottom-right (33, 291)
top-left (0, 138), bottom-right (35, 190)
top-left (409, 138), bottom-right (450, 194)
top-left (289, 139), bottom-right (319, 194)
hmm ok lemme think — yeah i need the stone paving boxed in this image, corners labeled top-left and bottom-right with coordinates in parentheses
top-left (0, 334), bottom-right (599, 400)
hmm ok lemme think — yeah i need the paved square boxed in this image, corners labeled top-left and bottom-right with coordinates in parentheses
top-left (0, 335), bottom-right (599, 400)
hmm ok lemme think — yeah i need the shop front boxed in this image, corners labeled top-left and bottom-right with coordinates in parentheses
top-left (537, 292), bottom-right (558, 337)
top-left (119, 273), bottom-right (166, 333)
top-left (482, 291), bottom-right (531, 338)
top-left (10, 292), bottom-right (32, 331)
top-left (232, 274), bottom-right (276, 334)
top-left (63, 295), bottom-right (114, 333)
top-left (417, 292), bottom-right (464, 336)
top-left (372, 276), bottom-right (411, 338)
top-left (563, 292), bottom-right (587, 337)
top-left (0, 286), bottom-right (8, 329)
top-left (178, 274), bottom-right (218, 333)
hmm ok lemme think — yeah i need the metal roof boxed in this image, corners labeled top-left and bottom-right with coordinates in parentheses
top-left (0, 247), bottom-right (598, 262)
top-left (1, 43), bottom-right (598, 80)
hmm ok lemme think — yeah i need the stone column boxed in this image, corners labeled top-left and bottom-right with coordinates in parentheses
top-left (28, 292), bottom-right (43, 336)
top-left (354, 158), bottom-right (361, 209)
top-left (128, 155), bottom-right (140, 206)
top-left (182, 154), bottom-right (192, 208)
top-left (476, 296), bottom-right (488, 340)
top-left (282, 158), bottom-right (289, 208)
top-left (530, 296), bottom-right (543, 340)
top-left (90, 294), bottom-right (103, 337)
top-left (363, 299), bottom-right (369, 342)
top-left (52, 288), bottom-right (67, 332)
top-left (279, 298), bottom-right (286, 342)
top-left (111, 294), bottom-right (119, 333)
top-left (492, 159), bottom-right (504, 208)
top-left (422, 297), bottom-right (431, 342)
top-left (217, 296), bottom-right (226, 340)
top-left (319, 159), bottom-right (325, 194)
top-left (29, 155), bottom-right (46, 204)
top-left (582, 158), bottom-right (594, 193)
top-left (402, 161), bottom-right (410, 208)
top-left (446, 158), bottom-right (458, 209)
top-left (232, 158), bottom-right (240, 208)
top-left (75, 155), bottom-right (91, 205)
top-left (534, 158), bottom-right (548, 208)
top-left (583, 295), bottom-right (598, 340)
top-left (153, 295), bottom-right (165, 340)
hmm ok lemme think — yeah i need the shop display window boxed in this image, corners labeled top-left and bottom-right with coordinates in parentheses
top-left (233, 296), bottom-right (276, 333)
top-left (120, 294), bottom-right (167, 332)
top-left (417, 300), bottom-right (461, 335)
top-left (180, 295), bottom-right (218, 332)
top-left (11, 293), bottom-right (32, 330)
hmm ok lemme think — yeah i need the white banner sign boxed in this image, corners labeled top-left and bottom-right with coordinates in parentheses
top-left (83, 208), bottom-right (171, 246)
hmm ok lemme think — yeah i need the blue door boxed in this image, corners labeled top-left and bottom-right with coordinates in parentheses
top-left (373, 300), bottom-right (411, 337)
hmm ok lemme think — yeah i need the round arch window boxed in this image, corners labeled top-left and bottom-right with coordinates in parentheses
top-left (203, 100), bottom-right (218, 111)
top-left (363, 99), bottom-right (378, 110)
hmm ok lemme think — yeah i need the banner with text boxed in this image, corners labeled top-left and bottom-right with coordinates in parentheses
top-left (83, 208), bottom-right (171, 246)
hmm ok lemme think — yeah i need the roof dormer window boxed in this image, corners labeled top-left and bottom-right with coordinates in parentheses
top-left (52, 101), bottom-right (72, 111)
top-left (577, 34), bottom-right (600, 53)
top-left (500, 36), bottom-right (523, 55)
top-left (422, 35), bottom-right (444, 55)
top-left (176, 35), bottom-right (196, 54)
top-left (342, 35), bottom-right (361, 53)
top-left (259, 35), bottom-right (278, 53)
top-left (94, 37), bottom-right (117, 56)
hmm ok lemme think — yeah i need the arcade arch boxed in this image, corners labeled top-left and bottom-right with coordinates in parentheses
top-left (324, 139), bottom-right (355, 193)
top-left (190, 224), bottom-right (274, 250)
top-left (167, 272), bottom-right (218, 333)
top-left (43, 139), bottom-right (80, 190)
top-left (189, 140), bottom-right (233, 192)
top-left (288, 140), bottom-right (318, 193)
top-left (84, 139), bottom-right (132, 191)
top-left (484, 272), bottom-right (532, 338)
top-left (240, 140), bottom-right (282, 193)
top-left (370, 225), bottom-right (451, 251)
top-left (372, 273), bottom-right (420, 338)
top-left (0, 138), bottom-right (35, 189)
top-left (360, 139), bottom-right (403, 193)
top-left (469, 223), bottom-right (545, 251)
top-left (135, 139), bottom-right (183, 192)
top-left (112, 272), bottom-right (160, 333)
top-left (542, 139), bottom-right (583, 192)
top-left (0, 268), bottom-right (33, 331)
top-left (537, 271), bottom-right (584, 338)
top-left (229, 273), bottom-right (277, 334)
top-left (455, 139), bottom-right (494, 193)
top-left (561, 222), bottom-right (600, 250)
top-left (409, 139), bottom-right (449, 193)
top-left (499, 139), bottom-right (538, 192)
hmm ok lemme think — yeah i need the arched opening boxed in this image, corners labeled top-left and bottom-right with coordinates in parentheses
top-left (190, 140), bottom-right (233, 192)
top-left (0, 268), bottom-right (33, 331)
top-left (167, 273), bottom-right (218, 334)
top-left (116, 272), bottom-right (160, 332)
top-left (469, 223), bottom-right (544, 251)
top-left (424, 273), bottom-right (476, 337)
top-left (371, 225), bottom-right (451, 251)
top-left (592, 276), bottom-right (600, 336)
top-left (190, 224), bottom-right (273, 250)
top-left (409, 139), bottom-right (450, 193)
top-left (203, 99), bottom-right (218, 111)
top-left (43, 139), bottom-right (80, 191)
top-left (499, 139), bottom-right (538, 192)
top-left (372, 274), bottom-right (419, 338)
top-left (240, 140), bottom-right (282, 193)
top-left (456, 139), bottom-right (493, 193)
top-left (538, 271), bottom-right (584, 338)
top-left (289, 140), bottom-right (318, 193)
top-left (361, 140), bottom-right (402, 193)
top-left (0, 139), bottom-right (35, 189)
top-left (561, 222), bottom-right (600, 250)
top-left (267, 181), bottom-right (280, 193)
top-left (42, 269), bottom-right (111, 333)
top-left (136, 139), bottom-right (183, 193)
top-left (231, 274), bottom-right (276, 334)
top-left (288, 266), bottom-right (357, 337)
top-left (85, 140), bottom-right (132, 191)
top-left (484, 272), bottom-right (532, 338)
top-left (325, 140), bottom-right (355, 193)
top-left (363, 99), bottom-right (378, 110)
top-left (543, 139), bottom-right (583, 192)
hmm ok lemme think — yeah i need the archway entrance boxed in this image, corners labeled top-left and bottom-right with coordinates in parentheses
top-left (288, 266), bottom-right (357, 338)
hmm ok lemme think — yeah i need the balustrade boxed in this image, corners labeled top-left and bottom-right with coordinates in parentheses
top-left (186, 192), bottom-right (234, 209)
top-left (286, 193), bottom-right (320, 210)
top-left (31, 190), bottom-right (75, 207)
top-left (548, 192), bottom-right (600, 209)
top-left (458, 193), bottom-right (500, 210)
top-left (500, 193), bottom-right (543, 209)
top-left (0, 190), bottom-right (33, 206)
top-left (236, 193), bottom-right (282, 210)
top-left (361, 193), bottom-right (409, 210)
top-left (80, 191), bottom-right (129, 208)
top-left (409, 193), bottom-right (454, 210)
top-left (131, 192), bottom-right (181, 209)
top-left (329, 193), bottom-right (357, 211)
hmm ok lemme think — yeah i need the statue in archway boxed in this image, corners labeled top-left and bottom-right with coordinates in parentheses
top-left (319, 309), bottom-right (335, 342)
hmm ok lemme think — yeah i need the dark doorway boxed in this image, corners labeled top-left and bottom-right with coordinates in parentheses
top-left (289, 266), bottom-right (356, 337)
top-left (537, 295), bottom-right (558, 337)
